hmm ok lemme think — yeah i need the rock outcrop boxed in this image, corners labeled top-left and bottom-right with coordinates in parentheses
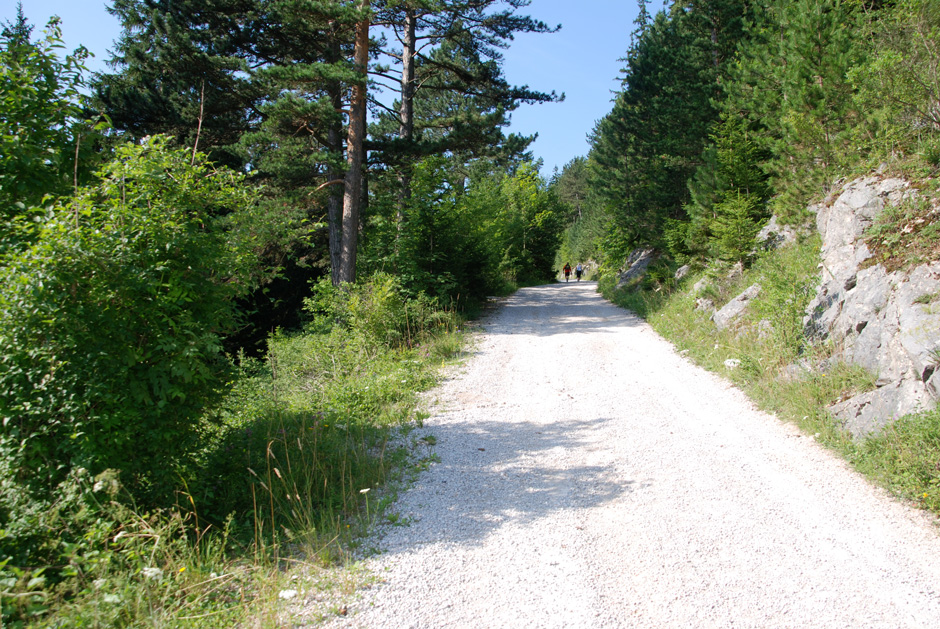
top-left (616, 248), bottom-right (657, 290)
top-left (803, 176), bottom-right (940, 437)
top-left (712, 283), bottom-right (761, 331)
top-left (757, 214), bottom-right (801, 251)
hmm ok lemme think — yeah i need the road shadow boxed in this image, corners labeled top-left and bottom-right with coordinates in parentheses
top-left (380, 411), bottom-right (646, 549)
top-left (368, 281), bottom-right (649, 552)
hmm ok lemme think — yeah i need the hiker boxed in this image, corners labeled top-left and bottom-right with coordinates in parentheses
top-left (575, 263), bottom-right (583, 281)
top-left (563, 263), bottom-right (571, 282)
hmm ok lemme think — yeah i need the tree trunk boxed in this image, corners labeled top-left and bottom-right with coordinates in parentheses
top-left (394, 6), bottom-right (417, 258)
top-left (327, 85), bottom-right (344, 286)
top-left (327, 21), bottom-right (346, 286)
top-left (398, 7), bottom-right (416, 205)
top-left (339, 0), bottom-right (370, 284)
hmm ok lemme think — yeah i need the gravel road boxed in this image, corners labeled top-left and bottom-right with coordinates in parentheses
top-left (323, 281), bottom-right (940, 628)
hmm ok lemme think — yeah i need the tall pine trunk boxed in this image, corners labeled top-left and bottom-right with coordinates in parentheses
top-left (327, 29), bottom-right (345, 287)
top-left (328, 85), bottom-right (344, 287)
top-left (393, 7), bottom-right (417, 266)
top-left (398, 8), bottom-right (416, 207)
top-left (339, 0), bottom-right (370, 284)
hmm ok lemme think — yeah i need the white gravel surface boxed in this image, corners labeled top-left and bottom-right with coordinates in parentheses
top-left (322, 281), bottom-right (940, 628)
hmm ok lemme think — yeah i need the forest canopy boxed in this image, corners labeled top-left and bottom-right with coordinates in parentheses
top-left (556, 0), bottom-right (940, 274)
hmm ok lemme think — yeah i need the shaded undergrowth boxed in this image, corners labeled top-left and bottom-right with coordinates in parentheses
top-left (1, 274), bottom-right (465, 627)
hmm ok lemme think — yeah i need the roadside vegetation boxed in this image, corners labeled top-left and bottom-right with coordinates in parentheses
top-left (570, 0), bottom-right (940, 521)
top-left (0, 1), bottom-right (563, 624)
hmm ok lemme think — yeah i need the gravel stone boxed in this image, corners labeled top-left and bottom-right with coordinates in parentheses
top-left (320, 282), bottom-right (940, 628)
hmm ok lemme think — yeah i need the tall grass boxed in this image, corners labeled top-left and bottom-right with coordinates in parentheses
top-left (3, 274), bottom-right (465, 626)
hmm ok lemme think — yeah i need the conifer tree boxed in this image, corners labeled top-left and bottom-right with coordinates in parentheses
top-left (372, 0), bottom-right (560, 204)
top-left (94, 0), bottom-right (262, 168)
top-left (590, 2), bottom-right (750, 256)
top-left (723, 0), bottom-right (862, 213)
top-left (95, 0), bottom-right (559, 297)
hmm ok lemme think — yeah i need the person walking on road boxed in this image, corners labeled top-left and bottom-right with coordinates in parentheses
top-left (563, 263), bottom-right (571, 282)
top-left (575, 263), bottom-right (583, 281)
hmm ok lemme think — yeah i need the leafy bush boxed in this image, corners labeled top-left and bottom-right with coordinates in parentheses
top-left (0, 137), bottom-right (260, 527)
top-left (306, 273), bottom-right (457, 350)
top-left (1, 269), bottom-right (462, 625)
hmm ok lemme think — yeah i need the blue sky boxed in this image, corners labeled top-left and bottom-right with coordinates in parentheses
top-left (4, 0), bottom-right (642, 177)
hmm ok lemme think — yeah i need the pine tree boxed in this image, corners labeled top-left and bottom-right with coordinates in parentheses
top-left (372, 0), bottom-right (560, 203)
top-left (588, 0), bottom-right (751, 260)
top-left (93, 0), bottom-right (263, 168)
top-left (723, 0), bottom-right (863, 214)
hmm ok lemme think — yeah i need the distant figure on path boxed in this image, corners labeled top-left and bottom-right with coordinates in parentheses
top-left (563, 263), bottom-right (571, 282)
top-left (575, 264), bottom-right (583, 281)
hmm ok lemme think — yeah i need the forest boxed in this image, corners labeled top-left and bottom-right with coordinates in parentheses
top-left (2, 0), bottom-right (939, 624)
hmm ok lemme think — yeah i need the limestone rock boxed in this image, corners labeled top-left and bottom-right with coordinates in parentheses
top-left (616, 248), bottom-right (657, 290)
top-left (927, 369), bottom-right (940, 400)
top-left (712, 283), bottom-right (760, 331)
top-left (805, 177), bottom-right (910, 339)
top-left (695, 298), bottom-right (715, 312)
top-left (757, 215), bottom-right (800, 251)
top-left (896, 263), bottom-right (940, 384)
top-left (829, 380), bottom-right (933, 438)
top-left (675, 264), bottom-right (691, 280)
top-left (802, 175), bottom-right (938, 435)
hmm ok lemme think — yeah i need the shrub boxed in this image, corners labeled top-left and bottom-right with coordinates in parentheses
top-left (306, 273), bottom-right (457, 350)
top-left (0, 137), bottom-right (260, 523)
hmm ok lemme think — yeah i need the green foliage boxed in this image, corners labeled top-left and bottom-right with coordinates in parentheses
top-left (0, 137), bottom-right (260, 523)
top-left (0, 13), bottom-right (102, 218)
top-left (306, 272), bottom-right (458, 349)
top-left (361, 158), bottom-right (562, 303)
top-left (99, 0), bottom-right (561, 309)
top-left (552, 157), bottom-right (609, 269)
top-left (361, 157), bottom-right (494, 304)
top-left (710, 194), bottom-right (766, 262)
top-left (94, 0), bottom-right (263, 168)
top-left (851, 407), bottom-right (940, 512)
top-left (724, 0), bottom-right (863, 215)
top-left (2, 466), bottom-right (303, 627)
top-left (1, 265), bottom-right (463, 625)
top-left (490, 163), bottom-right (565, 284)
top-left (369, 0), bottom-right (559, 165)
top-left (849, 0), bottom-right (940, 163)
top-left (679, 115), bottom-right (772, 262)
top-left (589, 1), bottom-right (749, 249)
top-left (187, 274), bottom-right (462, 553)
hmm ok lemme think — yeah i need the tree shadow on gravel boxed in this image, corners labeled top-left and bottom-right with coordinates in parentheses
top-left (384, 413), bottom-right (644, 548)
top-left (484, 282), bottom-right (643, 338)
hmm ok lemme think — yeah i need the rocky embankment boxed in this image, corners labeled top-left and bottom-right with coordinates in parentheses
top-left (803, 177), bottom-right (940, 436)
top-left (618, 175), bottom-right (940, 437)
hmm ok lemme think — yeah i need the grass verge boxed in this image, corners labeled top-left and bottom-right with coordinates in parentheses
top-left (2, 274), bottom-right (466, 627)
top-left (601, 236), bottom-right (940, 519)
